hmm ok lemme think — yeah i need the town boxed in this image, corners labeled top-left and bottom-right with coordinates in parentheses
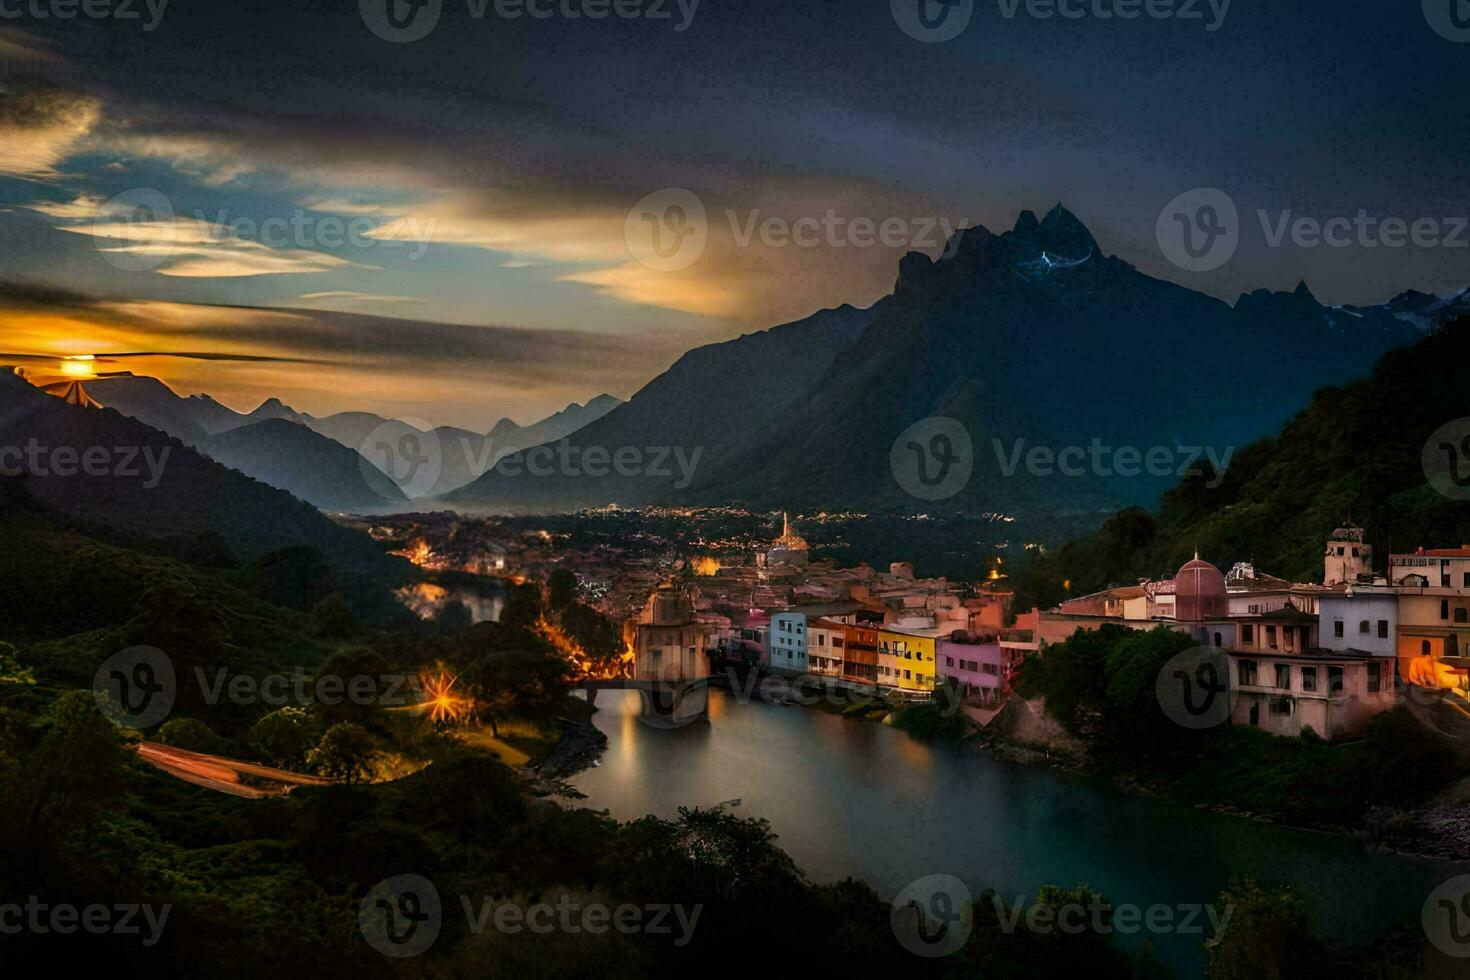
top-left (625, 520), bottom-right (1470, 737)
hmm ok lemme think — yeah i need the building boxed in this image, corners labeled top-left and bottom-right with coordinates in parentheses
top-left (879, 628), bottom-right (936, 696)
top-left (1390, 547), bottom-right (1470, 690)
top-left (633, 585), bottom-right (716, 684)
top-left (769, 611), bottom-right (809, 676)
top-left (808, 618), bottom-right (846, 676)
top-left (1318, 585), bottom-right (1396, 659)
top-left (841, 622), bottom-right (879, 686)
top-left (1165, 551), bottom-right (1396, 739)
top-left (1324, 526), bottom-right (1373, 586)
top-left (938, 635), bottom-right (1010, 708)
top-left (764, 512), bottom-right (810, 568)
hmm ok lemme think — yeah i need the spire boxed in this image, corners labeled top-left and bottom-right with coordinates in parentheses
top-left (783, 511), bottom-right (789, 537)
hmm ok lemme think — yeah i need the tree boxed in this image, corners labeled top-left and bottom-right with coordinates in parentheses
top-left (501, 582), bottom-right (544, 631)
top-left (560, 602), bottom-right (624, 676)
top-left (0, 642), bottom-right (35, 685)
top-left (156, 717), bottom-right (228, 754)
top-left (248, 706), bottom-right (313, 768)
top-left (464, 647), bottom-right (575, 735)
top-left (547, 568), bottom-right (579, 611)
top-left (16, 691), bottom-right (133, 838)
top-left (435, 598), bottom-right (474, 635)
top-left (1205, 878), bottom-right (1327, 980)
top-left (311, 592), bottom-right (356, 639)
top-left (308, 722), bottom-right (378, 786)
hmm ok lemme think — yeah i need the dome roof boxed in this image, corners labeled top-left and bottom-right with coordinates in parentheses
top-left (1174, 553), bottom-right (1227, 621)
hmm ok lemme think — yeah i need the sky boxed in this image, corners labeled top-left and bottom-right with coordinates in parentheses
top-left (0, 1), bottom-right (1467, 428)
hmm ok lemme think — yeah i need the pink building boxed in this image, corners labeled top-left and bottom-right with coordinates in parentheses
top-left (938, 635), bottom-right (1011, 707)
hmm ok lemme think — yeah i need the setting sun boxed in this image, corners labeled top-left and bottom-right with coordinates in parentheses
top-left (59, 355), bottom-right (96, 379)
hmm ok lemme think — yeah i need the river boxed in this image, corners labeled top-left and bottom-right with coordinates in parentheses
top-left (571, 689), bottom-right (1458, 975)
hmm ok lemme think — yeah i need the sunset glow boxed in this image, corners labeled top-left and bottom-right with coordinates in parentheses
top-left (59, 355), bottom-right (95, 379)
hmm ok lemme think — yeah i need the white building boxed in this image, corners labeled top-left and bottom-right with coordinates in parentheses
top-left (1318, 586), bottom-right (1397, 659)
top-left (768, 611), bottom-right (808, 675)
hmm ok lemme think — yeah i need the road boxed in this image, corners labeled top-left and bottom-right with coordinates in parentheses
top-left (135, 741), bottom-right (335, 798)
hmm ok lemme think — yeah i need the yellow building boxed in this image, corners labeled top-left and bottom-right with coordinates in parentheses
top-left (878, 628), bottom-right (937, 696)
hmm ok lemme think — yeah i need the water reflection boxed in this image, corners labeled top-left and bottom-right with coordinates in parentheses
top-left (572, 689), bottom-right (1458, 975)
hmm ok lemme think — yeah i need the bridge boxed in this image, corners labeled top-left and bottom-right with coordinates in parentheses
top-left (573, 675), bottom-right (714, 729)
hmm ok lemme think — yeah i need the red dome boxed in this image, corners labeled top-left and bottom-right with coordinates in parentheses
top-left (1175, 555), bottom-right (1227, 622)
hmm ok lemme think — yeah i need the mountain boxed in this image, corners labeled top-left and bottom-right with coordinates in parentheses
top-left (1012, 317), bottom-right (1470, 608)
top-left (202, 418), bottom-right (408, 513)
top-left (30, 373), bottom-right (621, 503)
top-left (73, 374), bottom-right (213, 446)
top-left (486, 393), bottom-right (623, 450)
top-left (305, 395), bottom-right (622, 498)
top-left (441, 302), bottom-right (882, 513)
top-left (445, 204), bottom-right (1443, 523)
top-left (0, 369), bottom-right (412, 613)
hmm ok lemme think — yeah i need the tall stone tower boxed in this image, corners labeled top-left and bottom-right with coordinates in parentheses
top-left (1324, 526), bottom-right (1372, 586)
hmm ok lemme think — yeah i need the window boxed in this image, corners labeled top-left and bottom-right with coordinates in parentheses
top-left (1270, 697), bottom-right (1293, 715)
top-left (1302, 667), bottom-right (1317, 693)
top-left (1333, 620), bottom-right (1344, 638)
top-left (1378, 620), bottom-right (1389, 639)
top-left (1442, 600), bottom-right (1451, 621)
top-left (1423, 640), bottom-right (1433, 656)
top-left (1214, 631), bottom-right (1223, 647)
top-left (1359, 620), bottom-right (1369, 635)
top-left (1464, 571), bottom-right (1470, 588)
top-left (1457, 608), bottom-right (1468, 624)
top-left (833, 638), bottom-right (844, 648)
top-left (903, 670), bottom-right (911, 680)
top-left (1368, 662), bottom-right (1382, 693)
top-left (1327, 666), bottom-right (1344, 696)
top-left (1351, 547), bottom-right (1360, 557)
top-left (1266, 625), bottom-right (1278, 649)
top-left (1242, 624), bottom-right (1254, 645)
top-left (1239, 661), bottom-right (1258, 686)
top-left (1336, 546), bottom-right (1345, 556)
top-left (1275, 664), bottom-right (1290, 689)
top-left (945, 656), bottom-right (954, 667)
top-left (982, 662), bottom-right (999, 676)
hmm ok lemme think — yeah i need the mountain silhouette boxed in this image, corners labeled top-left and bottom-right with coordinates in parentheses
top-left (444, 205), bottom-right (1439, 523)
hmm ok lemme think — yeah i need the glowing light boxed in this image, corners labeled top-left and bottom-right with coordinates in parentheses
top-left (419, 670), bottom-right (472, 724)
top-left (59, 355), bottom-right (95, 378)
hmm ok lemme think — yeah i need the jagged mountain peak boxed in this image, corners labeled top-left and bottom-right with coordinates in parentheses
top-left (1036, 202), bottom-right (1100, 260)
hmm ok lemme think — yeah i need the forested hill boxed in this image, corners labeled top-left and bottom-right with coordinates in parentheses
top-left (1014, 317), bottom-right (1470, 609)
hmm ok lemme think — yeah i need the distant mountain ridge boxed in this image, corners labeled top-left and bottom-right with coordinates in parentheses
top-left (441, 301), bottom-right (882, 513)
top-left (445, 204), bottom-right (1455, 524)
top-left (29, 373), bottom-right (621, 509)
top-left (0, 370), bottom-right (412, 615)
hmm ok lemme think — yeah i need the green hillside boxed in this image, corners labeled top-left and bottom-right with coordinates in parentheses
top-left (1015, 318), bottom-right (1470, 608)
